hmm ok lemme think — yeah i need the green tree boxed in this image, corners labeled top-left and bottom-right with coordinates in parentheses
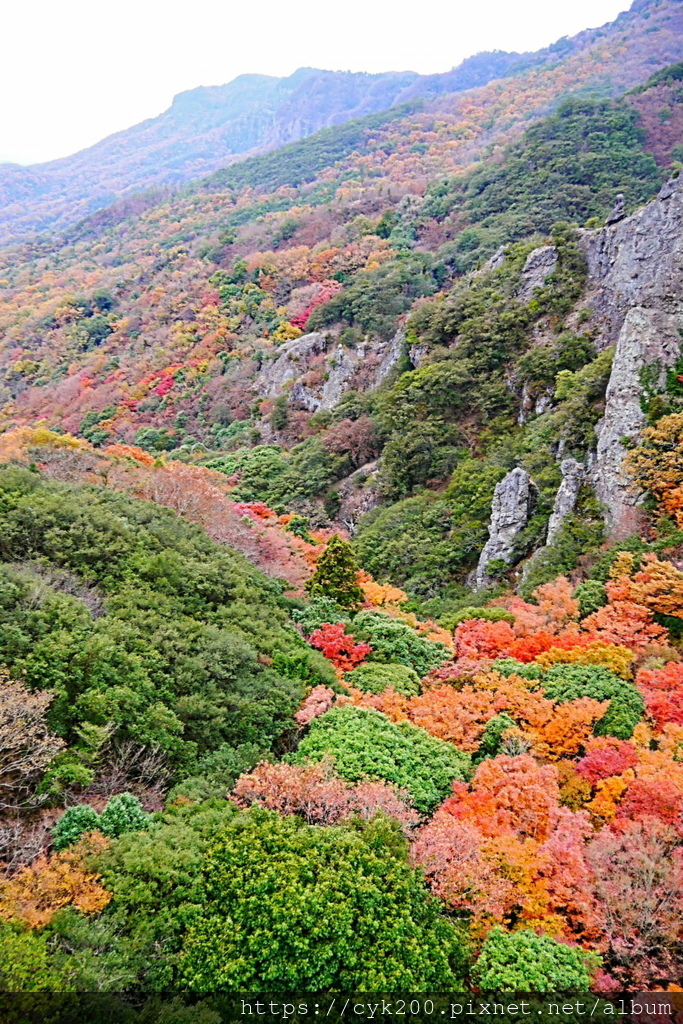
top-left (294, 705), bottom-right (470, 814)
top-left (98, 793), bottom-right (151, 839)
top-left (179, 811), bottom-right (468, 992)
top-left (472, 927), bottom-right (597, 993)
top-left (305, 534), bottom-right (364, 611)
top-left (52, 805), bottom-right (101, 851)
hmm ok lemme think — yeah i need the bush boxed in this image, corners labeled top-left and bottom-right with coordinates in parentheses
top-left (291, 597), bottom-right (347, 636)
top-left (179, 811), bottom-right (468, 991)
top-left (472, 927), bottom-right (596, 993)
top-left (574, 580), bottom-right (608, 618)
top-left (52, 794), bottom-right (151, 850)
top-left (294, 705), bottom-right (470, 814)
top-left (442, 606), bottom-right (516, 630)
top-left (492, 659), bottom-right (545, 682)
top-left (98, 793), bottom-right (151, 839)
top-left (52, 805), bottom-right (101, 851)
top-left (542, 664), bottom-right (644, 738)
top-left (344, 662), bottom-right (421, 696)
top-left (352, 611), bottom-right (450, 677)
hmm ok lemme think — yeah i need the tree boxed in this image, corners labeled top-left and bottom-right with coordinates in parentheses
top-left (352, 611), bottom-right (450, 677)
top-left (294, 705), bottom-right (470, 814)
top-left (0, 834), bottom-right (111, 929)
top-left (52, 806), bottom-right (101, 851)
top-left (586, 818), bottom-right (683, 986)
top-left (344, 662), bottom-right (420, 696)
top-left (0, 673), bottom-right (64, 808)
top-left (179, 811), bottom-right (468, 992)
top-left (471, 927), bottom-right (596, 993)
top-left (454, 619), bottom-right (516, 659)
top-left (576, 738), bottom-right (639, 784)
top-left (442, 755), bottom-right (562, 843)
top-left (231, 760), bottom-right (418, 830)
top-left (52, 793), bottom-right (151, 850)
top-left (308, 623), bottom-right (371, 672)
top-left (305, 534), bottom-right (365, 611)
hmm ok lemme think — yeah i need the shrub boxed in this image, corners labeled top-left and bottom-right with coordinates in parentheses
top-left (98, 794), bottom-right (151, 839)
top-left (492, 659), bottom-right (545, 682)
top-left (292, 597), bottom-right (347, 635)
top-left (574, 580), bottom-right (608, 618)
top-left (542, 664), bottom-right (644, 738)
top-left (179, 811), bottom-right (468, 991)
top-left (294, 705), bottom-right (470, 814)
top-left (52, 806), bottom-right (101, 851)
top-left (472, 927), bottom-right (596, 993)
top-left (344, 662), bottom-right (421, 696)
top-left (352, 611), bottom-right (450, 677)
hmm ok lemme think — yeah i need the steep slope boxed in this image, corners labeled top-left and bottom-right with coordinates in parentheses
top-left (0, 0), bottom-right (681, 243)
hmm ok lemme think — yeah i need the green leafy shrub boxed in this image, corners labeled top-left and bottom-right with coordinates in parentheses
top-left (344, 662), bottom-right (421, 696)
top-left (492, 659), bottom-right (545, 682)
top-left (574, 580), bottom-right (608, 618)
top-left (542, 664), bottom-right (644, 738)
top-left (179, 811), bottom-right (468, 991)
top-left (442, 606), bottom-right (515, 630)
top-left (472, 927), bottom-right (597, 993)
top-left (352, 611), bottom-right (450, 677)
top-left (98, 793), bottom-right (151, 839)
top-left (52, 805), bottom-right (101, 851)
top-left (52, 794), bottom-right (151, 849)
top-left (294, 705), bottom-right (470, 814)
top-left (291, 597), bottom-right (347, 636)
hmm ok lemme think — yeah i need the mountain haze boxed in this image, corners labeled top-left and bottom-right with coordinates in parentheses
top-left (1, 0), bottom-right (681, 243)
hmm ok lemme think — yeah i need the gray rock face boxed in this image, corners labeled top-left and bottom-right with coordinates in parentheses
top-left (605, 193), bottom-right (626, 225)
top-left (474, 468), bottom-right (538, 589)
top-left (517, 245), bottom-right (558, 302)
top-left (546, 458), bottom-right (584, 546)
top-left (255, 328), bottom-right (405, 412)
top-left (335, 461), bottom-right (382, 533)
top-left (580, 176), bottom-right (683, 534)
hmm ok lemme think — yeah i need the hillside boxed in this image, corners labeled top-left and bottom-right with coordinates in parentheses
top-left (2, 0), bottom-right (683, 1003)
top-left (0, 0), bottom-right (680, 243)
top-left (0, 52), bottom-right (538, 245)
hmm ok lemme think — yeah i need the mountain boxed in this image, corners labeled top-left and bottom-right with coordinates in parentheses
top-left (0, 0), bottom-right (681, 243)
top-left (0, 56), bottom-right (517, 244)
top-left (4, 0), bottom-right (683, 999)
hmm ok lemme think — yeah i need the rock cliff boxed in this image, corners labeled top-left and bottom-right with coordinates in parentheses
top-left (580, 175), bottom-right (683, 534)
top-left (473, 468), bottom-right (538, 589)
top-left (255, 329), bottom-right (404, 412)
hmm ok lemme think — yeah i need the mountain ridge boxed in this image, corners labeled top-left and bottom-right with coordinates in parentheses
top-left (1, 0), bottom-right (678, 244)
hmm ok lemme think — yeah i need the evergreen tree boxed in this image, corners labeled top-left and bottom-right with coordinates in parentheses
top-left (305, 534), bottom-right (365, 610)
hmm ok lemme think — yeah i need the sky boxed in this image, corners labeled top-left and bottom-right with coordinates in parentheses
top-left (2, 0), bottom-right (631, 166)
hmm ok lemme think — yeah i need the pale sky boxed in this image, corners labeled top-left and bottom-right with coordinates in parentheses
top-left (2, 0), bottom-right (631, 166)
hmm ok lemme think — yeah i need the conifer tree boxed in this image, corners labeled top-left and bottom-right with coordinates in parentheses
top-left (306, 534), bottom-right (364, 611)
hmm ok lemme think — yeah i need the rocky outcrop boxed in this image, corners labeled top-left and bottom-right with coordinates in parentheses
top-left (546, 458), bottom-right (584, 546)
top-left (474, 468), bottom-right (538, 589)
top-left (517, 245), bottom-right (558, 302)
top-left (255, 328), bottom-right (405, 412)
top-left (518, 460), bottom-right (584, 591)
top-left (335, 461), bottom-right (382, 533)
top-left (579, 176), bottom-right (683, 534)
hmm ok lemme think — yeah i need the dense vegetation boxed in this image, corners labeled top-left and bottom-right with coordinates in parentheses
top-left (1, 4), bottom-right (683, 1008)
